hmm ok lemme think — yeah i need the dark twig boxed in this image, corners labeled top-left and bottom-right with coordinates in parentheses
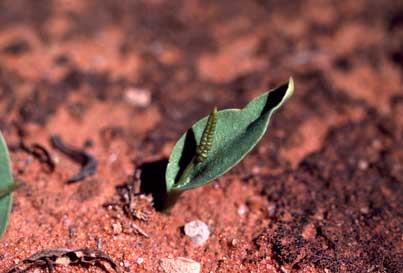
top-left (50, 135), bottom-right (97, 183)
top-left (19, 142), bottom-right (56, 173)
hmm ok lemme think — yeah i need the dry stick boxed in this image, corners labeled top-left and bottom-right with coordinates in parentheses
top-left (5, 248), bottom-right (121, 273)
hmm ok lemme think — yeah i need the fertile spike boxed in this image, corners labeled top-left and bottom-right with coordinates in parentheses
top-left (195, 106), bottom-right (217, 163)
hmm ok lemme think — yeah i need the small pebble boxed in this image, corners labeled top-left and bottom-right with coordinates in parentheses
top-left (136, 257), bottom-right (144, 264)
top-left (237, 204), bottom-right (248, 216)
top-left (96, 238), bottom-right (102, 249)
top-left (124, 87), bottom-right (151, 107)
top-left (112, 222), bottom-right (122, 234)
top-left (251, 166), bottom-right (261, 175)
top-left (160, 257), bottom-right (200, 273)
top-left (184, 220), bottom-right (210, 247)
top-left (360, 207), bottom-right (369, 214)
top-left (107, 153), bottom-right (118, 164)
top-left (267, 203), bottom-right (276, 218)
top-left (358, 160), bottom-right (368, 170)
top-left (281, 265), bottom-right (291, 273)
top-left (68, 226), bottom-right (76, 239)
top-left (301, 223), bottom-right (316, 240)
top-left (123, 260), bottom-right (131, 269)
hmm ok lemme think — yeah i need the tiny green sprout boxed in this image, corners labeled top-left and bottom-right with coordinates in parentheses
top-left (0, 131), bottom-right (18, 239)
top-left (163, 78), bottom-right (294, 211)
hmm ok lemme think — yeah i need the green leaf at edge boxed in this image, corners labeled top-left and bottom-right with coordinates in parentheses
top-left (0, 132), bottom-right (13, 238)
top-left (165, 77), bottom-right (294, 192)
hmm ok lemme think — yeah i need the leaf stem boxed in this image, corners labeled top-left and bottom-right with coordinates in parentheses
top-left (175, 158), bottom-right (195, 187)
top-left (162, 189), bottom-right (184, 213)
top-left (0, 182), bottom-right (20, 199)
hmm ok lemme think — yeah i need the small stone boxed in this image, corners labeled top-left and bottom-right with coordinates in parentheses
top-left (237, 204), bottom-right (248, 216)
top-left (213, 182), bottom-right (221, 189)
top-left (358, 160), bottom-right (368, 170)
top-left (62, 216), bottom-right (73, 228)
top-left (124, 87), bottom-right (151, 107)
top-left (184, 220), bottom-right (210, 247)
top-left (96, 238), bottom-right (102, 249)
top-left (123, 260), bottom-right (131, 269)
top-left (160, 257), bottom-right (200, 273)
top-left (112, 222), bottom-right (122, 234)
top-left (281, 265), bottom-right (291, 273)
top-left (251, 166), bottom-right (261, 175)
top-left (68, 226), bottom-right (76, 239)
top-left (267, 203), bottom-right (276, 218)
top-left (107, 153), bottom-right (118, 164)
top-left (301, 223), bottom-right (316, 240)
top-left (360, 207), bottom-right (369, 214)
top-left (136, 257), bottom-right (144, 264)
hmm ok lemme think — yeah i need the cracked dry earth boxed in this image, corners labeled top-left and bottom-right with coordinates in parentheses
top-left (0, 0), bottom-right (402, 272)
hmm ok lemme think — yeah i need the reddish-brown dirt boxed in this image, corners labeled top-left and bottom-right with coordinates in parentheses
top-left (0, 0), bottom-right (402, 272)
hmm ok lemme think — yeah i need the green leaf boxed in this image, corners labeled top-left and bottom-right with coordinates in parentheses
top-left (0, 131), bottom-right (14, 238)
top-left (166, 78), bottom-right (294, 192)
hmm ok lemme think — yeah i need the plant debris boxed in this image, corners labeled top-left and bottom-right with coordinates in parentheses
top-left (5, 248), bottom-right (121, 273)
top-left (106, 170), bottom-right (152, 222)
top-left (116, 183), bottom-right (151, 222)
top-left (8, 124), bottom-right (55, 173)
top-left (130, 222), bottom-right (150, 238)
top-left (104, 170), bottom-right (152, 238)
top-left (50, 135), bottom-right (97, 183)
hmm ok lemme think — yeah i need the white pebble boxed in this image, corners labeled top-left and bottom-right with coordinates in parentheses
top-left (112, 222), bottom-right (122, 234)
top-left (237, 204), bottom-right (248, 216)
top-left (184, 220), bottom-right (210, 247)
top-left (124, 87), bottom-right (151, 107)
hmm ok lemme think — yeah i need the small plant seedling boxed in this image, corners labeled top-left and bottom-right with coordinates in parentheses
top-left (0, 131), bottom-right (18, 239)
top-left (163, 78), bottom-right (294, 211)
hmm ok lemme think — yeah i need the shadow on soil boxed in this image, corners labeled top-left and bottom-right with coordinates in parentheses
top-left (139, 158), bottom-right (168, 211)
top-left (140, 128), bottom-right (198, 211)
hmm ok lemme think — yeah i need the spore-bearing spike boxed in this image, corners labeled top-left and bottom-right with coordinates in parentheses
top-left (175, 106), bottom-right (218, 188)
top-left (195, 107), bottom-right (217, 163)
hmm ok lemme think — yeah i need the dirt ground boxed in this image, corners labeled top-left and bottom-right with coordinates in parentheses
top-left (0, 0), bottom-right (402, 272)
